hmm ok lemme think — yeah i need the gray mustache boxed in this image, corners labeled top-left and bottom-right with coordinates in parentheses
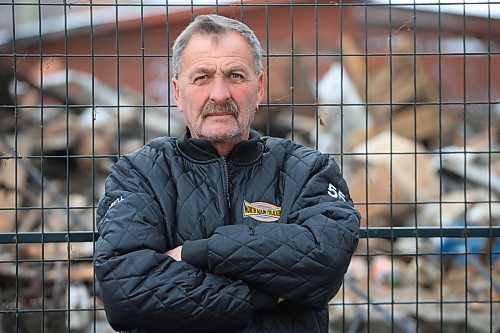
top-left (201, 100), bottom-right (239, 118)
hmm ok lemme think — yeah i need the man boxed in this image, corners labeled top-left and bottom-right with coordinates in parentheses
top-left (95, 14), bottom-right (360, 333)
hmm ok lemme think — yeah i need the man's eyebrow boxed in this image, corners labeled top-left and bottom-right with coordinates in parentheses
top-left (221, 65), bottom-right (249, 75)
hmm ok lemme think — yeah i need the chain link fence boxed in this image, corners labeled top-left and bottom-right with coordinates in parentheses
top-left (0, 0), bottom-right (499, 332)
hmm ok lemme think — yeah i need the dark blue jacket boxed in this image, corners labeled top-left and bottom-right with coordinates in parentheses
top-left (94, 130), bottom-right (360, 333)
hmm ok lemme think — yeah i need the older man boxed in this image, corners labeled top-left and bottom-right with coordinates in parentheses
top-left (95, 14), bottom-right (360, 333)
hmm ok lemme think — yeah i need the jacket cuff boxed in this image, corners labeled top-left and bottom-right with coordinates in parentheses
top-left (252, 289), bottom-right (277, 311)
top-left (181, 239), bottom-right (209, 269)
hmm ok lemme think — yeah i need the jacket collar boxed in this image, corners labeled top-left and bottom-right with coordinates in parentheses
top-left (178, 128), bottom-right (263, 164)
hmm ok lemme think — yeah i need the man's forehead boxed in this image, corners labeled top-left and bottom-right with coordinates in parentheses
top-left (186, 31), bottom-right (247, 51)
top-left (179, 32), bottom-right (254, 74)
top-left (208, 34), bottom-right (220, 47)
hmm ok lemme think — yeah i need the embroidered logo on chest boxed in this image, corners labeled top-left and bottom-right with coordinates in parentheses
top-left (243, 201), bottom-right (281, 222)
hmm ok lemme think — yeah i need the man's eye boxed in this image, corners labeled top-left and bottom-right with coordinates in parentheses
top-left (194, 75), bottom-right (208, 82)
top-left (230, 73), bottom-right (243, 79)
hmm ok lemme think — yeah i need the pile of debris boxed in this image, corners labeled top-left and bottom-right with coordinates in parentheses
top-left (0, 60), bottom-right (184, 332)
top-left (316, 36), bottom-right (500, 332)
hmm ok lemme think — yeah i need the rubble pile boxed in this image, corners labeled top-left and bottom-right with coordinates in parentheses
top-left (319, 37), bottom-right (500, 332)
top-left (0, 62), bottom-right (183, 332)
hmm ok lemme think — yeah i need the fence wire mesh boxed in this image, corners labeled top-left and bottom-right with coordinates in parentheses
top-left (0, 0), bottom-right (499, 332)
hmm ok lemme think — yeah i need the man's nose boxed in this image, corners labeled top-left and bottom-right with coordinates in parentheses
top-left (209, 77), bottom-right (231, 104)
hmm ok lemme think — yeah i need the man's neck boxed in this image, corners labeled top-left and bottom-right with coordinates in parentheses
top-left (210, 142), bottom-right (235, 158)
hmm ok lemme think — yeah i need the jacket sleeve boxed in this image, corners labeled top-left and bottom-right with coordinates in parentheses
top-left (183, 152), bottom-right (360, 309)
top-left (94, 147), bottom-right (275, 333)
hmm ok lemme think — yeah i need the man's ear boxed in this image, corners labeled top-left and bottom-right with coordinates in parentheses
top-left (172, 77), bottom-right (183, 112)
top-left (256, 71), bottom-right (265, 107)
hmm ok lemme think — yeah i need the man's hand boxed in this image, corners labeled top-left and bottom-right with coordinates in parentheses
top-left (166, 245), bottom-right (183, 261)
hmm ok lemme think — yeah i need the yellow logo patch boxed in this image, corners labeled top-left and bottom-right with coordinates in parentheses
top-left (243, 201), bottom-right (281, 222)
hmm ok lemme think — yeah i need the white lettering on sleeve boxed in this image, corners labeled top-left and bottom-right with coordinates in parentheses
top-left (328, 184), bottom-right (346, 202)
top-left (109, 195), bottom-right (124, 209)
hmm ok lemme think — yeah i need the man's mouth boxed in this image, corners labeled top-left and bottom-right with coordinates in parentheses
top-left (205, 112), bottom-right (234, 117)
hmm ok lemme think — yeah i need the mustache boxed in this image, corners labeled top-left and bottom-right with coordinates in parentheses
top-left (201, 100), bottom-right (239, 119)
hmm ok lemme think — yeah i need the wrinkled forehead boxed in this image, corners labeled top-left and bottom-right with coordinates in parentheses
top-left (176, 31), bottom-right (257, 79)
top-left (190, 31), bottom-right (241, 49)
top-left (182, 32), bottom-right (252, 62)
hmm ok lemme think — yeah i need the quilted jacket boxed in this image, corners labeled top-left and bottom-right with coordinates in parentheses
top-left (94, 130), bottom-right (360, 333)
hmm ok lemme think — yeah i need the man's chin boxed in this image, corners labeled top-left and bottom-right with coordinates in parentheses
top-left (199, 129), bottom-right (242, 143)
top-left (202, 134), bottom-right (241, 143)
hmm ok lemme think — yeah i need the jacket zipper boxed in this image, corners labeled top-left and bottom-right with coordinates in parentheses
top-left (220, 157), bottom-right (231, 223)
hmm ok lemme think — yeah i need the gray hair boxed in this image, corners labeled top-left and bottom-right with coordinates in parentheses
top-left (172, 14), bottom-right (263, 78)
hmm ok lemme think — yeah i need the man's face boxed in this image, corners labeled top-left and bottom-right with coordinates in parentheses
top-left (172, 32), bottom-right (264, 143)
